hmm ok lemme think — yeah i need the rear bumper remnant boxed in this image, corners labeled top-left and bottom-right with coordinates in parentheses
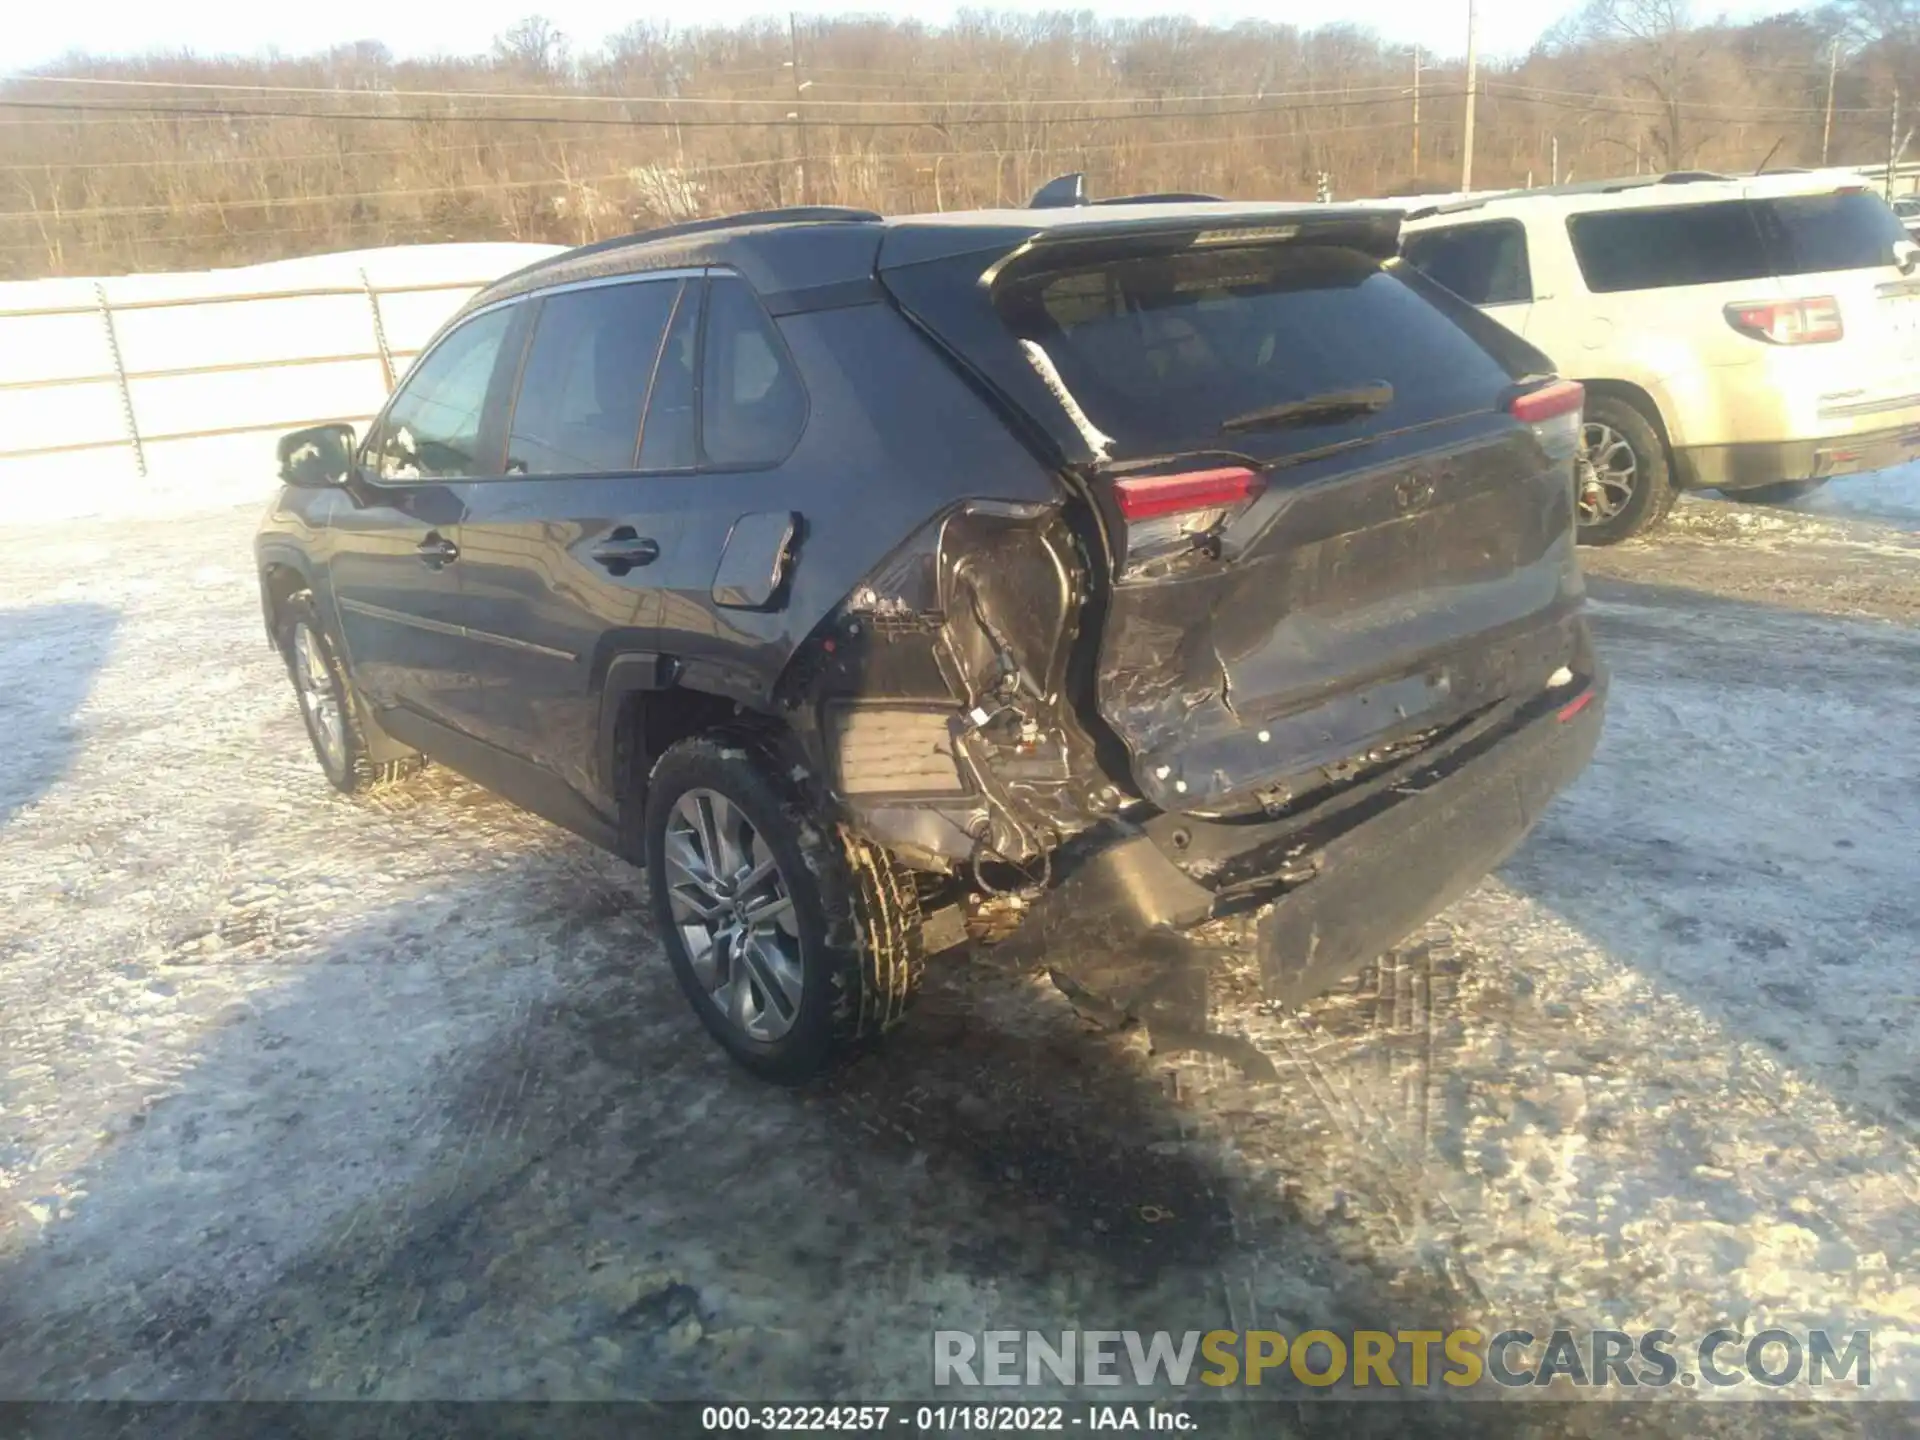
top-left (1247, 675), bottom-right (1604, 1006)
top-left (1675, 423), bottom-right (1920, 491)
top-left (999, 672), bottom-right (1606, 1022)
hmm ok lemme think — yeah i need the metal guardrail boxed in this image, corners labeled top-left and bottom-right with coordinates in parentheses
top-left (0, 275), bottom-right (487, 470)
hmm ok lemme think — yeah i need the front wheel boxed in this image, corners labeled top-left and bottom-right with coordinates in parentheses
top-left (1577, 396), bottom-right (1676, 545)
top-left (644, 736), bottom-right (924, 1083)
top-left (275, 590), bottom-right (423, 794)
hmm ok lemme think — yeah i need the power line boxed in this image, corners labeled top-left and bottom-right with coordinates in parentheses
top-left (0, 91), bottom-right (1465, 131)
top-left (5, 71), bottom-right (1417, 112)
top-left (0, 115), bottom-right (1435, 223)
top-left (1485, 79), bottom-right (1878, 119)
top-left (0, 133), bottom-right (609, 173)
top-left (0, 219), bottom-right (483, 256)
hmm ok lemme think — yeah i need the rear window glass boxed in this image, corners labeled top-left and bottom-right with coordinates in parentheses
top-left (992, 243), bottom-right (1516, 459)
top-left (1767, 192), bottom-right (1907, 273)
top-left (1568, 194), bottom-right (1906, 292)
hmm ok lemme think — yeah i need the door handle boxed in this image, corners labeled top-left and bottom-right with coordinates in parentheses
top-left (589, 534), bottom-right (660, 571)
top-left (416, 532), bottom-right (459, 568)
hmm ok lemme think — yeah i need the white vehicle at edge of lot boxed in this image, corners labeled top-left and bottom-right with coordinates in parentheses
top-left (1396, 170), bottom-right (1920, 543)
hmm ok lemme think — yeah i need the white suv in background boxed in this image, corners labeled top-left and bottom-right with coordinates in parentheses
top-left (1399, 171), bottom-right (1920, 542)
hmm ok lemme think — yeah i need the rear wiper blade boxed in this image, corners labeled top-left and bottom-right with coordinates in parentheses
top-left (1219, 381), bottom-right (1393, 434)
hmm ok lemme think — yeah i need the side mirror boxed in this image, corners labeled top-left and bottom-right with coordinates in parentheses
top-left (277, 423), bottom-right (357, 488)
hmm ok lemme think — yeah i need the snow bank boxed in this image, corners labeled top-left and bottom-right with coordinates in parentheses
top-left (0, 243), bottom-right (564, 524)
top-left (1803, 463), bottom-right (1920, 526)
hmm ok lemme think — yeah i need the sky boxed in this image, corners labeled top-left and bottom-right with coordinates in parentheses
top-left (11, 0), bottom-right (1785, 73)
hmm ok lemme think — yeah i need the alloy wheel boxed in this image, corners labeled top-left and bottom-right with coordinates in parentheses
top-left (291, 621), bottom-right (347, 774)
top-left (662, 788), bottom-right (803, 1043)
top-left (1578, 421), bottom-right (1638, 525)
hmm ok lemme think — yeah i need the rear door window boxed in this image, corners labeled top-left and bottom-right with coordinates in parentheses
top-left (991, 242), bottom-right (1518, 460)
top-left (505, 279), bottom-right (679, 476)
top-left (638, 283), bottom-right (700, 471)
top-left (1402, 221), bottom-right (1532, 305)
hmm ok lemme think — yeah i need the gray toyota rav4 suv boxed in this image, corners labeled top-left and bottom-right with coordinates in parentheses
top-left (257, 183), bottom-right (1606, 1082)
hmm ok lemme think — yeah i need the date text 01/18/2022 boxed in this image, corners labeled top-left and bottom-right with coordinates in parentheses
top-left (699, 1404), bottom-right (1198, 1432)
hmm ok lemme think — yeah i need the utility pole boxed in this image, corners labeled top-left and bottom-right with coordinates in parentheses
top-left (1551, 134), bottom-right (1559, 185)
top-left (1822, 38), bottom-right (1839, 165)
top-left (786, 13), bottom-right (812, 205)
top-left (1462, 0), bottom-right (1480, 194)
top-left (1891, 86), bottom-right (1901, 201)
top-left (1412, 47), bottom-right (1423, 173)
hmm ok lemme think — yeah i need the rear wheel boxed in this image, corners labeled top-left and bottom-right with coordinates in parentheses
top-left (1727, 477), bottom-right (1828, 505)
top-left (1577, 395), bottom-right (1675, 545)
top-left (644, 736), bottom-right (923, 1083)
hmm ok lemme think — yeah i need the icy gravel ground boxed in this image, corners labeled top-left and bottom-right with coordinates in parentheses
top-left (1, 499), bottom-right (1918, 1434)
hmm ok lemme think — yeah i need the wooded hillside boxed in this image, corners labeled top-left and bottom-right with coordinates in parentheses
top-left (4, 2), bottom-right (1917, 279)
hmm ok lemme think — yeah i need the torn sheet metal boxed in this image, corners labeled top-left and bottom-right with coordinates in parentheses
top-left (1019, 339), bottom-right (1114, 463)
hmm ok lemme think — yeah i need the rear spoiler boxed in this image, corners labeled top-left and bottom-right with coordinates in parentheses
top-left (982, 210), bottom-right (1406, 283)
top-left (1026, 172), bottom-right (1224, 209)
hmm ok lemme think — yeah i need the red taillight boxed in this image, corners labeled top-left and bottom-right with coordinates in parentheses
top-left (1557, 689), bottom-right (1595, 723)
top-left (1724, 296), bottom-right (1843, 345)
top-left (1113, 466), bottom-right (1264, 520)
top-left (1510, 379), bottom-right (1584, 464)
top-left (1110, 465), bottom-right (1265, 578)
top-left (1509, 379), bottom-right (1585, 424)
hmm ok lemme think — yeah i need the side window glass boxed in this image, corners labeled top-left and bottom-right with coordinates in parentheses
top-left (372, 308), bottom-right (515, 480)
top-left (699, 277), bottom-right (808, 468)
top-left (506, 280), bottom-right (679, 476)
top-left (1483, 225), bottom-right (1531, 305)
top-left (637, 282), bottom-right (700, 471)
top-left (1566, 203), bottom-right (1771, 292)
top-left (1403, 223), bottom-right (1531, 307)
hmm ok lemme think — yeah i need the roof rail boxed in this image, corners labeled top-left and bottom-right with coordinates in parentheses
top-left (1596, 175), bottom-right (1666, 194)
top-left (1401, 196), bottom-right (1491, 221)
top-left (1093, 191), bottom-right (1225, 205)
top-left (1028, 173), bottom-right (1089, 209)
top-left (1398, 169), bottom-right (1749, 217)
top-left (518, 205), bottom-right (884, 274)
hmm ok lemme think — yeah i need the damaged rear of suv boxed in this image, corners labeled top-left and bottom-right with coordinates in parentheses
top-left (257, 185), bottom-right (1605, 1083)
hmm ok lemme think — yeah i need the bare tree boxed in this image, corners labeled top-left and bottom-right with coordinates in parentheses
top-left (1576, 0), bottom-right (1712, 168)
top-left (3, 9), bottom-right (1911, 279)
top-left (493, 16), bottom-right (569, 84)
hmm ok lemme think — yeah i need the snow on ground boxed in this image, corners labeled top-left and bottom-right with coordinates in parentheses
top-left (1803, 464), bottom-right (1920, 527)
top-left (0, 497), bottom-right (1918, 1435)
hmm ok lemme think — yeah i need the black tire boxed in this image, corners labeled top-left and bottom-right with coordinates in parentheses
top-left (644, 735), bottom-right (924, 1083)
top-left (275, 590), bottom-right (425, 795)
top-left (1578, 394), bottom-right (1676, 546)
top-left (1727, 477), bottom-right (1829, 505)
